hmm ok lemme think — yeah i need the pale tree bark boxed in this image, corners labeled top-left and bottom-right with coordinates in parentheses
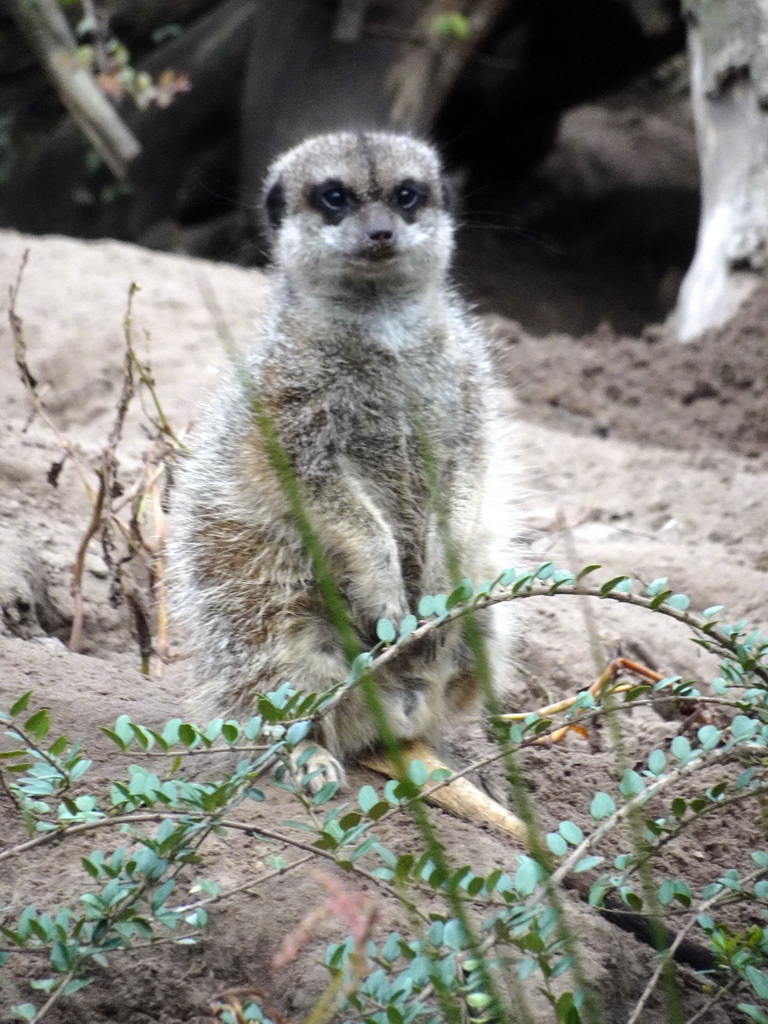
top-left (672, 0), bottom-right (768, 342)
top-left (6, 0), bottom-right (140, 180)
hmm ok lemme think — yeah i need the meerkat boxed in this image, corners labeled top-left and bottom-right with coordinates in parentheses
top-left (170, 131), bottom-right (527, 839)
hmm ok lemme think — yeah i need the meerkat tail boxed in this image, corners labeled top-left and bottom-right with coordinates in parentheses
top-left (360, 741), bottom-right (528, 843)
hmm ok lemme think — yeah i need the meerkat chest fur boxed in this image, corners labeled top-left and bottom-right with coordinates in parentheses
top-left (171, 130), bottom-right (520, 782)
top-left (259, 296), bottom-right (484, 533)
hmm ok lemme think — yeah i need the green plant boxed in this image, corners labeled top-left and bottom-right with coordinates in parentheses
top-left (2, 566), bottom-right (768, 1023)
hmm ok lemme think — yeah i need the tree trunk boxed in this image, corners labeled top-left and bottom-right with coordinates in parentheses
top-left (671, 0), bottom-right (768, 341)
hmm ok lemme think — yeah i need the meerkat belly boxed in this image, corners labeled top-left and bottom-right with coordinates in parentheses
top-left (345, 416), bottom-right (436, 586)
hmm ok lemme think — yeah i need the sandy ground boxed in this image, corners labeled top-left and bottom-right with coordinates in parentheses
top-left (1, 229), bottom-right (767, 1022)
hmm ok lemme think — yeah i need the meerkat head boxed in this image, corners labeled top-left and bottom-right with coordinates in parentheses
top-left (262, 132), bottom-right (455, 299)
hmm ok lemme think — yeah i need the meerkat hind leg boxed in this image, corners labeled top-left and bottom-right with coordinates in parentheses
top-left (361, 741), bottom-right (528, 843)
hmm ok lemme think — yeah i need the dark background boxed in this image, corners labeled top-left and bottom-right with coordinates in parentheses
top-left (0, 0), bottom-right (697, 334)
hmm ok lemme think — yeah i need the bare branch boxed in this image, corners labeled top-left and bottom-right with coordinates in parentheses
top-left (5, 0), bottom-right (141, 180)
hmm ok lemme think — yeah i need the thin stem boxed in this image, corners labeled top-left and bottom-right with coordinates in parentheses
top-left (548, 747), bottom-right (727, 892)
top-left (626, 864), bottom-right (765, 1024)
top-left (31, 969), bottom-right (75, 1023)
top-left (683, 977), bottom-right (738, 1024)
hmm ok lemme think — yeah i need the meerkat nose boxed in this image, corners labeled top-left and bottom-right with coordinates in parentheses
top-left (362, 205), bottom-right (397, 244)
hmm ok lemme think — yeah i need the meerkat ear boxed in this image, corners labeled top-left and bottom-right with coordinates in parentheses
top-left (264, 178), bottom-right (286, 231)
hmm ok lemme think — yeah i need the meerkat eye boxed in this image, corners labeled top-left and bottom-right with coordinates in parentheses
top-left (391, 180), bottom-right (429, 218)
top-left (309, 180), bottom-right (356, 223)
top-left (318, 182), bottom-right (349, 211)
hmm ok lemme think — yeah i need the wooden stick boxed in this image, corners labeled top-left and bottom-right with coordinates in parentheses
top-left (361, 740), bottom-right (527, 842)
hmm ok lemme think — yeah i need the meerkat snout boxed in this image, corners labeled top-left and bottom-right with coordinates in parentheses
top-left (359, 205), bottom-right (397, 251)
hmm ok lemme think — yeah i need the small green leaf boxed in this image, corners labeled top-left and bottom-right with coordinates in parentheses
top-left (738, 1005), bottom-right (768, 1024)
top-left (514, 855), bottom-right (541, 895)
top-left (432, 11), bottom-right (471, 40)
top-left (518, 957), bottom-right (537, 980)
top-left (546, 833), bottom-right (568, 857)
top-left (446, 578), bottom-right (473, 609)
top-left (366, 801), bottom-right (391, 822)
top-left (670, 735), bottom-right (692, 762)
top-left (399, 614), bottom-right (418, 638)
top-left (50, 938), bottom-right (70, 972)
top-left (408, 759), bottom-right (428, 786)
top-left (619, 769), bottom-right (644, 798)
top-left (600, 576), bottom-right (631, 596)
top-left (746, 967), bottom-right (768, 1000)
top-left (443, 918), bottom-right (466, 951)
top-left (376, 618), bottom-right (396, 644)
top-left (621, 887), bottom-right (643, 911)
top-left (25, 708), bottom-right (51, 741)
top-left (349, 836), bottom-right (377, 862)
top-left (576, 564), bottom-right (602, 581)
top-left (10, 692), bottom-right (33, 717)
top-left (645, 577), bottom-right (668, 597)
top-left (221, 721), bottom-right (240, 744)
top-left (285, 720), bottom-right (311, 746)
top-left (11, 1004), bottom-right (37, 1021)
top-left (381, 932), bottom-right (401, 962)
top-left (29, 978), bottom-right (56, 993)
top-left (647, 749), bottom-right (666, 776)
top-left (64, 977), bottom-right (92, 996)
top-left (466, 992), bottom-right (493, 1010)
top-left (737, 767), bottom-right (757, 789)
top-left (667, 593), bottom-right (690, 611)
top-left (671, 796), bottom-right (687, 819)
top-left (658, 879), bottom-right (676, 905)
top-left (100, 728), bottom-right (127, 751)
top-left (590, 792), bottom-right (616, 820)
top-left (703, 604), bottom-right (725, 619)
top-left (244, 716), bottom-right (263, 740)
top-left (731, 715), bottom-right (758, 741)
top-left (313, 781), bottom-right (340, 806)
top-left (178, 723), bottom-right (198, 747)
top-left (573, 855), bottom-right (603, 873)
top-left (358, 785), bottom-right (379, 814)
top-left (558, 820), bottom-right (584, 845)
top-left (48, 735), bottom-right (68, 757)
top-left (113, 714), bottom-right (134, 746)
top-left (386, 1004), bottom-right (405, 1024)
top-left (588, 880), bottom-right (608, 907)
top-left (697, 724), bottom-right (721, 750)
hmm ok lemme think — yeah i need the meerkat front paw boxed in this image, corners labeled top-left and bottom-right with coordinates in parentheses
top-left (284, 740), bottom-right (346, 794)
top-left (365, 584), bottom-right (412, 637)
